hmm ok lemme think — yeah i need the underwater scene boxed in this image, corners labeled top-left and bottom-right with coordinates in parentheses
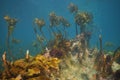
top-left (0, 0), bottom-right (120, 80)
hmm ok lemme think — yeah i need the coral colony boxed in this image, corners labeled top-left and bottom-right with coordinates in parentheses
top-left (0, 3), bottom-right (120, 80)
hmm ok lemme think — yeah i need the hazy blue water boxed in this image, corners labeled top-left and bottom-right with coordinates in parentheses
top-left (0, 0), bottom-right (120, 56)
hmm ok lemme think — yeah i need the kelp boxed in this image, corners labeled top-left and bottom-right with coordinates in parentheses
top-left (4, 15), bottom-right (18, 61)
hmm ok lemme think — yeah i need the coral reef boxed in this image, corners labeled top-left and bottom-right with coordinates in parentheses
top-left (1, 38), bottom-right (120, 80)
top-left (1, 2), bottom-right (120, 80)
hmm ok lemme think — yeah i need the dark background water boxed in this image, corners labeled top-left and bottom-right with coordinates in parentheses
top-left (0, 0), bottom-right (120, 57)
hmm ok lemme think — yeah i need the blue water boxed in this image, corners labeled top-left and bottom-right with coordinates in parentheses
top-left (0, 0), bottom-right (120, 56)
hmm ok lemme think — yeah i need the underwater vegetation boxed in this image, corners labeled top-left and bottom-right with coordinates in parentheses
top-left (68, 3), bottom-right (78, 14)
top-left (0, 2), bottom-right (120, 80)
top-left (3, 15), bottom-right (18, 61)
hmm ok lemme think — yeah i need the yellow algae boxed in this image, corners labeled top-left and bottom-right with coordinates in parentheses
top-left (27, 68), bottom-right (40, 76)
top-left (0, 54), bottom-right (61, 79)
top-left (13, 59), bottom-right (29, 69)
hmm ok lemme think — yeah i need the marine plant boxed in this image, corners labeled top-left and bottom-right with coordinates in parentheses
top-left (74, 12), bottom-right (93, 33)
top-left (49, 12), bottom-right (60, 27)
top-left (34, 18), bottom-right (45, 37)
top-left (68, 2), bottom-right (78, 14)
top-left (48, 11), bottom-right (71, 50)
top-left (75, 12), bottom-right (92, 59)
top-left (1, 2), bottom-right (120, 80)
top-left (68, 3), bottom-right (93, 58)
top-left (49, 11), bottom-right (61, 40)
top-left (4, 15), bottom-right (18, 60)
top-left (113, 47), bottom-right (120, 64)
top-left (94, 35), bottom-right (120, 79)
top-left (34, 18), bottom-right (45, 31)
top-left (4, 15), bottom-right (17, 36)
top-left (33, 18), bottom-right (48, 50)
top-left (68, 3), bottom-right (78, 36)
top-left (11, 38), bottom-right (21, 44)
top-left (59, 16), bottom-right (70, 38)
top-left (49, 12), bottom-right (70, 39)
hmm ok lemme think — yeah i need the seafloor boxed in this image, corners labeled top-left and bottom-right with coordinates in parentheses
top-left (0, 3), bottom-right (120, 80)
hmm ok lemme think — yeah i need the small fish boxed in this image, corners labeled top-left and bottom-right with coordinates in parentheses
top-left (11, 38), bottom-right (21, 44)
top-left (32, 41), bottom-right (38, 47)
top-left (105, 42), bottom-right (114, 47)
